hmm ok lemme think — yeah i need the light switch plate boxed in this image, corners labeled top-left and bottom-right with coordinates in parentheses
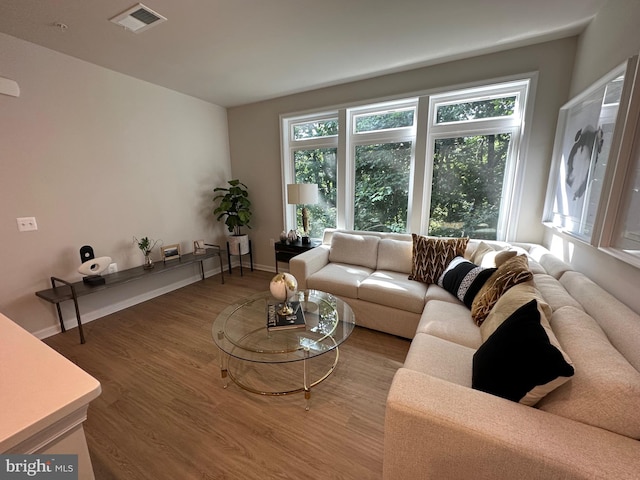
top-left (17, 217), bottom-right (38, 232)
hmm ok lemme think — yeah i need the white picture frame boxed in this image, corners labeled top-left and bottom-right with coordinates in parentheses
top-left (543, 58), bottom-right (635, 243)
top-left (161, 244), bottom-right (181, 261)
top-left (193, 239), bottom-right (207, 255)
top-left (597, 56), bottom-right (640, 268)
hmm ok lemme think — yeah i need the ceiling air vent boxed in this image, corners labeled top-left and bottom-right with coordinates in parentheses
top-left (109, 3), bottom-right (167, 33)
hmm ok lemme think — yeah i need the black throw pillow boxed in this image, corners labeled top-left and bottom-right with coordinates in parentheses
top-left (472, 299), bottom-right (575, 403)
top-left (437, 257), bottom-right (496, 308)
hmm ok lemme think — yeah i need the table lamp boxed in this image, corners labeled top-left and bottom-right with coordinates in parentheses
top-left (287, 183), bottom-right (319, 244)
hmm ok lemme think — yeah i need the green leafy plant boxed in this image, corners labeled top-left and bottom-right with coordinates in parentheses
top-left (213, 179), bottom-right (252, 235)
top-left (133, 236), bottom-right (159, 255)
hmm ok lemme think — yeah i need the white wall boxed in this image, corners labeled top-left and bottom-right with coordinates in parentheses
top-left (0, 33), bottom-right (231, 336)
top-left (542, 0), bottom-right (640, 314)
top-left (228, 38), bottom-right (577, 271)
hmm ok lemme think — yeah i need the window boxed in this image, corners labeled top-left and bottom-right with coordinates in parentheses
top-left (281, 78), bottom-right (531, 240)
top-left (282, 113), bottom-right (338, 238)
top-left (350, 101), bottom-right (417, 232)
top-left (426, 84), bottom-right (527, 239)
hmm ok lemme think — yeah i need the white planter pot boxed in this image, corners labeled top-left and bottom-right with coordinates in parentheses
top-left (228, 234), bottom-right (249, 256)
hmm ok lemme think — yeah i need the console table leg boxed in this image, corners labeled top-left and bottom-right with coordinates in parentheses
top-left (55, 303), bottom-right (66, 333)
top-left (71, 292), bottom-right (85, 344)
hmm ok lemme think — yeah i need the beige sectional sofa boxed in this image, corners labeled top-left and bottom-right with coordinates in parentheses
top-left (290, 229), bottom-right (640, 479)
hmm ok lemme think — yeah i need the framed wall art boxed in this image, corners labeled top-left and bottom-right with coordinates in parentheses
top-left (543, 57), bottom-right (638, 243)
top-left (597, 55), bottom-right (640, 268)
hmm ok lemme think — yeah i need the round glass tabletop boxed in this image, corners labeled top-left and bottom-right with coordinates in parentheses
top-left (212, 289), bottom-right (355, 364)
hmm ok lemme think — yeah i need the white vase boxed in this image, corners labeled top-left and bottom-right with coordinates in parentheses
top-left (228, 234), bottom-right (249, 255)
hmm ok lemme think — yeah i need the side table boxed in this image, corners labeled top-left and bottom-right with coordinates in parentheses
top-left (274, 239), bottom-right (321, 273)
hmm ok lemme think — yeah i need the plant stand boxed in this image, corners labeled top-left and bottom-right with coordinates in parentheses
top-left (227, 239), bottom-right (253, 276)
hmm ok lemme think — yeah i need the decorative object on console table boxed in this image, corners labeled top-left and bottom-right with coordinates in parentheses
top-left (77, 245), bottom-right (111, 286)
top-left (194, 239), bottom-right (207, 255)
top-left (274, 238), bottom-right (321, 273)
top-left (161, 243), bottom-right (181, 262)
top-left (287, 183), bottom-right (318, 244)
top-left (134, 236), bottom-right (159, 270)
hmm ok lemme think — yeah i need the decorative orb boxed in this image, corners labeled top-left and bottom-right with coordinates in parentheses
top-left (269, 273), bottom-right (298, 303)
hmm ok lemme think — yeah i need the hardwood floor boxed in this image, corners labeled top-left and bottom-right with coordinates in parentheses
top-left (44, 270), bottom-right (410, 480)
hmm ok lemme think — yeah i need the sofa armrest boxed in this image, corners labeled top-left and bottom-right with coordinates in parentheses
top-left (289, 245), bottom-right (330, 289)
top-left (384, 368), bottom-right (640, 480)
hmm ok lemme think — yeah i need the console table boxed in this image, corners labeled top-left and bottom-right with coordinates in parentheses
top-left (35, 247), bottom-right (225, 344)
top-left (274, 239), bottom-right (321, 273)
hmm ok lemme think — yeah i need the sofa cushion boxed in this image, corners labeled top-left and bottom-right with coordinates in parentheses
top-left (359, 270), bottom-right (427, 313)
top-left (409, 234), bottom-right (469, 284)
top-left (417, 300), bottom-right (482, 349)
top-left (306, 262), bottom-right (373, 299)
top-left (403, 333), bottom-right (474, 387)
top-left (472, 300), bottom-right (574, 406)
top-left (480, 281), bottom-right (552, 342)
top-left (376, 238), bottom-right (413, 274)
top-left (437, 257), bottom-right (496, 308)
top-left (424, 284), bottom-right (459, 304)
top-left (538, 306), bottom-right (640, 439)
top-left (328, 231), bottom-right (380, 269)
top-left (471, 254), bottom-right (533, 326)
top-left (560, 270), bottom-right (640, 373)
top-left (533, 274), bottom-right (583, 312)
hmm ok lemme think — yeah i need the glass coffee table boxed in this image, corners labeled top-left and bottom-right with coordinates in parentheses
top-left (212, 289), bottom-right (355, 409)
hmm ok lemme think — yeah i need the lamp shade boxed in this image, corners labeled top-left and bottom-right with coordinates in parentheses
top-left (287, 183), bottom-right (318, 205)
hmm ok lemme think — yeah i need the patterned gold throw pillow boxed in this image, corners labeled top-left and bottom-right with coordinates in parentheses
top-left (471, 254), bottom-right (533, 326)
top-left (409, 234), bottom-right (469, 284)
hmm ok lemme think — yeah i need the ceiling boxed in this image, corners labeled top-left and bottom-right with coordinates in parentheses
top-left (0, 0), bottom-right (607, 107)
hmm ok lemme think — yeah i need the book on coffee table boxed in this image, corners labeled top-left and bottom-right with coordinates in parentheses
top-left (267, 301), bottom-right (306, 331)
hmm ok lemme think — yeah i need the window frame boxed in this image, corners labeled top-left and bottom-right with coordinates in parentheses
top-left (280, 75), bottom-right (534, 240)
top-left (424, 81), bottom-right (529, 239)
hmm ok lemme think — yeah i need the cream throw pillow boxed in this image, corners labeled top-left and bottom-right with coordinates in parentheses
top-left (480, 281), bottom-right (552, 341)
top-left (469, 241), bottom-right (517, 268)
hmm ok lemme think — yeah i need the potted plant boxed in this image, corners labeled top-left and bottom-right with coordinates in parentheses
top-left (213, 179), bottom-right (252, 256)
top-left (133, 236), bottom-right (159, 269)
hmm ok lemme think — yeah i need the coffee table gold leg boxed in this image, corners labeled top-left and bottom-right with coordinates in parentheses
top-left (219, 346), bottom-right (229, 389)
top-left (303, 347), bottom-right (310, 411)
